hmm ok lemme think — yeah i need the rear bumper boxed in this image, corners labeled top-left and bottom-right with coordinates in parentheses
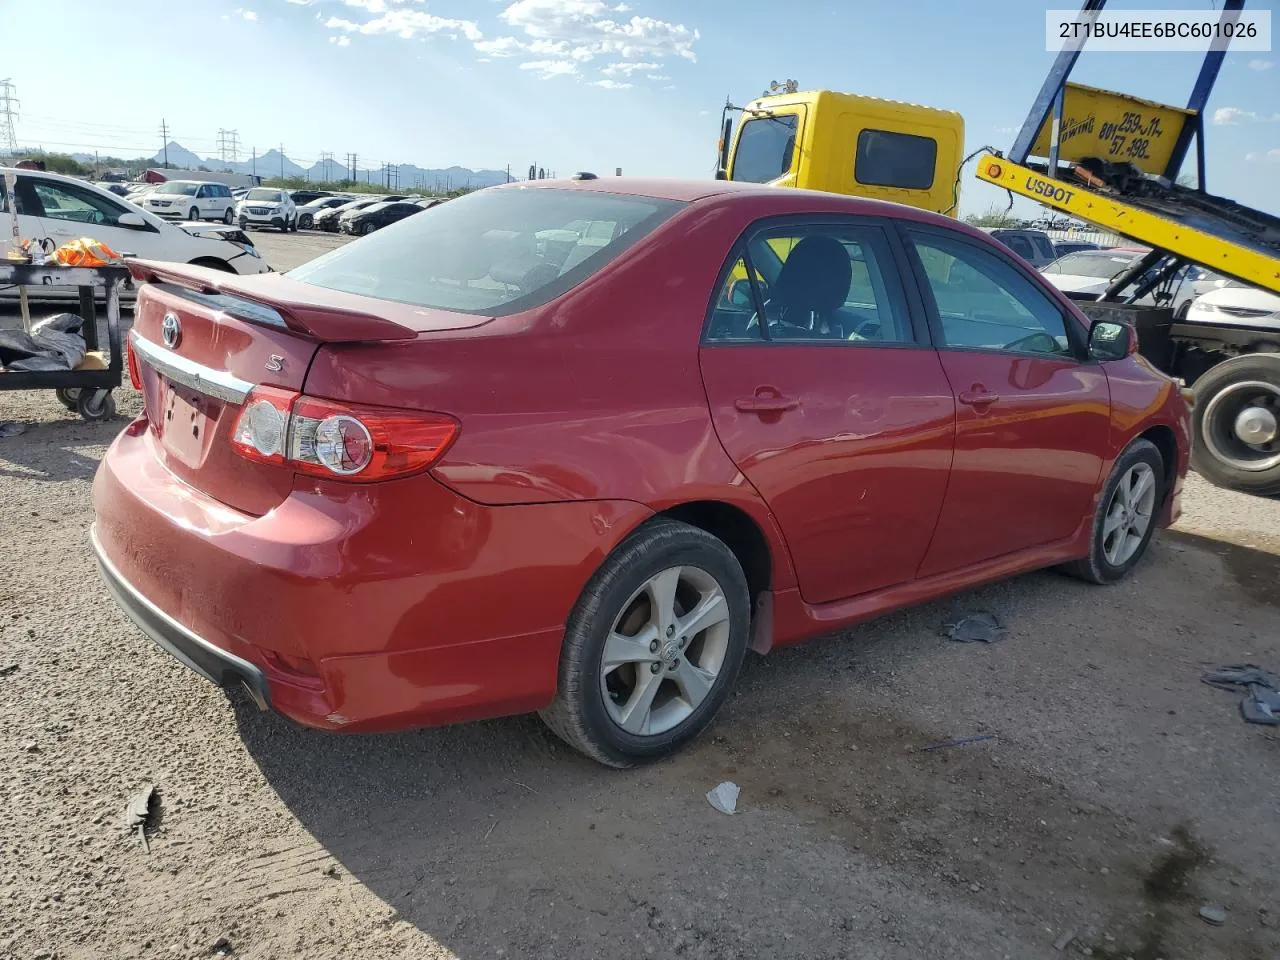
top-left (91, 424), bottom-right (651, 732)
top-left (91, 526), bottom-right (270, 711)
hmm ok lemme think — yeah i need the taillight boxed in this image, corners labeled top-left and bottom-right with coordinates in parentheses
top-left (126, 338), bottom-right (143, 391)
top-left (231, 387), bottom-right (458, 483)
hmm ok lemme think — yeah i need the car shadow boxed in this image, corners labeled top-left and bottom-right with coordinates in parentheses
top-left (228, 539), bottom-right (1277, 960)
top-left (0, 415), bottom-right (118, 481)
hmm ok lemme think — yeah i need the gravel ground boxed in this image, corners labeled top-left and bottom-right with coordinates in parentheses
top-left (2, 234), bottom-right (1278, 960)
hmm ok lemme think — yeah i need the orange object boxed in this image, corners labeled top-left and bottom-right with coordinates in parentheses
top-left (52, 237), bottom-right (121, 268)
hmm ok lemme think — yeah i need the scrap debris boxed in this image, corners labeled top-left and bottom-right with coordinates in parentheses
top-left (125, 784), bottom-right (157, 853)
top-left (942, 612), bottom-right (1006, 643)
top-left (1201, 664), bottom-right (1280, 726)
top-left (918, 734), bottom-right (997, 753)
top-left (706, 781), bottom-right (740, 815)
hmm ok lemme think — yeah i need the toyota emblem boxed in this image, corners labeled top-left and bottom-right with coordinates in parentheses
top-left (161, 313), bottom-right (181, 349)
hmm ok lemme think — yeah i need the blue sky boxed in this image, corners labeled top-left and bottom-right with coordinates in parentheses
top-left (6, 0), bottom-right (1278, 216)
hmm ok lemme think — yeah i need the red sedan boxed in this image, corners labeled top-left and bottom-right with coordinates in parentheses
top-left (92, 179), bottom-right (1189, 767)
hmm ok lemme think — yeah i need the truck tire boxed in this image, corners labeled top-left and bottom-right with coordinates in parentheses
top-left (1191, 354), bottom-right (1280, 496)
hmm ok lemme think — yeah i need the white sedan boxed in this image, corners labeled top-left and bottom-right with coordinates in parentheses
top-left (1, 167), bottom-right (269, 292)
top-left (1185, 283), bottom-right (1280, 332)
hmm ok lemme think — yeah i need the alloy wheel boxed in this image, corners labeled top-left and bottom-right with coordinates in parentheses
top-left (599, 565), bottom-right (731, 737)
top-left (1102, 462), bottom-right (1157, 566)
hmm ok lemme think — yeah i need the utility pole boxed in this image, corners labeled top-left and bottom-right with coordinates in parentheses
top-left (505, 163), bottom-right (510, 183)
top-left (320, 151), bottom-right (333, 183)
top-left (251, 147), bottom-right (256, 180)
top-left (0, 80), bottom-right (18, 157)
top-left (279, 143), bottom-right (285, 180)
top-left (216, 129), bottom-right (241, 169)
top-left (159, 118), bottom-right (169, 168)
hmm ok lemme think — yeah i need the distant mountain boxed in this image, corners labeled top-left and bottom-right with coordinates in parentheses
top-left (152, 141), bottom-right (205, 169)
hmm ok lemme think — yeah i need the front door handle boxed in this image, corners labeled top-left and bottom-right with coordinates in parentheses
top-left (735, 392), bottom-right (799, 414)
top-left (957, 387), bottom-right (1000, 408)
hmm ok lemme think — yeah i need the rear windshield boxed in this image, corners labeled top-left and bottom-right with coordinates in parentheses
top-left (155, 182), bottom-right (199, 196)
top-left (246, 188), bottom-right (284, 201)
top-left (289, 187), bottom-right (683, 315)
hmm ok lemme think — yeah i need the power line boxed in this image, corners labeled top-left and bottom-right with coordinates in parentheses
top-left (0, 80), bottom-right (19, 155)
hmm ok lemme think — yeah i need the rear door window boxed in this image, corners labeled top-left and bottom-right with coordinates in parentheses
top-left (855, 129), bottom-right (938, 190)
top-left (1001, 234), bottom-right (1036, 260)
top-left (731, 114), bottom-right (800, 183)
top-left (1031, 235), bottom-right (1056, 260)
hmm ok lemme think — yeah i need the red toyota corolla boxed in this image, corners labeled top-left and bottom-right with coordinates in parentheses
top-left (92, 179), bottom-right (1189, 766)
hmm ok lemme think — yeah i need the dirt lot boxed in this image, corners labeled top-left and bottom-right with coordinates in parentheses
top-left (2, 234), bottom-right (1278, 960)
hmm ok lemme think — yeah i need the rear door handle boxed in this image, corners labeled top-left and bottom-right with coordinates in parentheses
top-left (957, 388), bottom-right (999, 407)
top-left (735, 394), bottom-right (799, 414)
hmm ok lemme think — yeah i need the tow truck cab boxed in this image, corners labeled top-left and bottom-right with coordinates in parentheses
top-left (720, 90), bottom-right (965, 217)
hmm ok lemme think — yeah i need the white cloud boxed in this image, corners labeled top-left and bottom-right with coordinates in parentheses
top-left (326, 8), bottom-right (481, 41)
top-left (592, 78), bottom-right (632, 89)
top-left (329, 34), bottom-right (352, 46)
top-left (1213, 106), bottom-right (1280, 125)
top-left (1248, 59), bottom-right (1273, 71)
top-left (474, 35), bottom-right (524, 56)
top-left (601, 60), bottom-right (657, 76)
top-left (233, 7), bottom-right (258, 20)
top-left (519, 58), bottom-right (579, 78)
top-left (287, 0), bottom-right (312, 4)
top-left (499, 0), bottom-right (699, 64)
top-left (646, 73), bottom-right (669, 81)
top-left (1245, 149), bottom-right (1280, 163)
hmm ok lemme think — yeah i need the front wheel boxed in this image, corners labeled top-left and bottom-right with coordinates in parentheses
top-left (188, 207), bottom-right (199, 222)
top-left (1191, 355), bottom-right (1280, 496)
top-left (1061, 439), bottom-right (1164, 584)
top-left (360, 222), bottom-right (376, 235)
top-left (299, 214), bottom-right (312, 230)
top-left (223, 207), bottom-right (234, 225)
top-left (539, 518), bottom-right (751, 768)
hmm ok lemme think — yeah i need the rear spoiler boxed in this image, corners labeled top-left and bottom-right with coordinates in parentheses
top-left (128, 259), bottom-right (418, 343)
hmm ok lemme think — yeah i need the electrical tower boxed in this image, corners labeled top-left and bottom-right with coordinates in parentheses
top-left (0, 80), bottom-right (18, 156)
top-left (216, 129), bottom-right (241, 167)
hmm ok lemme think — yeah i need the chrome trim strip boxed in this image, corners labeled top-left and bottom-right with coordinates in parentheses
top-left (130, 331), bottom-right (254, 404)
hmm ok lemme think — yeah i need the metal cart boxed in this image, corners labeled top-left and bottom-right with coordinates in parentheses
top-left (0, 262), bottom-right (129, 421)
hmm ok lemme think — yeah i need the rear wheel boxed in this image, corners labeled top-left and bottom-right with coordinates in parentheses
top-left (1062, 439), bottom-right (1163, 584)
top-left (1192, 355), bottom-right (1280, 496)
top-left (223, 207), bottom-right (234, 224)
top-left (539, 519), bottom-right (751, 768)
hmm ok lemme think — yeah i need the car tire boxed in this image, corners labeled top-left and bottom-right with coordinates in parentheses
top-left (1061, 438), bottom-right (1164, 585)
top-left (1174, 299), bottom-right (1191, 322)
top-left (539, 518), bottom-right (751, 768)
top-left (223, 208), bottom-right (234, 225)
top-left (361, 222), bottom-right (376, 235)
top-left (1191, 354), bottom-right (1280, 496)
top-left (299, 214), bottom-right (312, 230)
top-left (188, 207), bottom-right (199, 222)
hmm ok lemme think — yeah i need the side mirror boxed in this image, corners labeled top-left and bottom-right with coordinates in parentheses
top-left (714, 168), bottom-right (728, 181)
top-left (116, 212), bottom-right (148, 230)
top-left (1089, 319), bottom-right (1137, 361)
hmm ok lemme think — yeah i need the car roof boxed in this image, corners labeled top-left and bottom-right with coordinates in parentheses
top-left (502, 177), bottom-right (974, 233)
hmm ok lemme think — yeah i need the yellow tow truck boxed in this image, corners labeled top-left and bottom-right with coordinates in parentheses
top-left (717, 0), bottom-right (1280, 496)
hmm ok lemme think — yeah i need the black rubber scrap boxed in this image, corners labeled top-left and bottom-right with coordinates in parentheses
top-left (1201, 664), bottom-right (1280, 726)
top-left (942, 612), bottom-right (1006, 643)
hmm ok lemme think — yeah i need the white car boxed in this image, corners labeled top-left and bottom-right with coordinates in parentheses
top-left (139, 180), bottom-right (237, 224)
top-left (235, 188), bottom-right (297, 232)
top-left (0, 166), bottom-right (269, 293)
top-left (1041, 248), bottom-right (1199, 314)
top-left (1185, 283), bottom-right (1280, 332)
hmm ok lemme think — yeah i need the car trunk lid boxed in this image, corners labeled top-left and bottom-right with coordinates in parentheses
top-left (127, 261), bottom-right (489, 516)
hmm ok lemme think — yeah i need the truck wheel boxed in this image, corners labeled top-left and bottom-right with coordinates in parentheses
top-left (1192, 354), bottom-right (1280, 496)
